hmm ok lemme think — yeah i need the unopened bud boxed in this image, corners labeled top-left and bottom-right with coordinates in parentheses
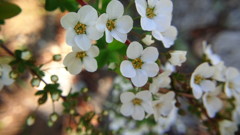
top-left (53, 54), bottom-right (62, 61)
top-left (108, 62), bottom-right (116, 70)
top-left (26, 115), bottom-right (35, 126)
top-left (51, 92), bottom-right (60, 101)
top-left (21, 50), bottom-right (32, 61)
top-left (51, 75), bottom-right (58, 83)
top-left (50, 112), bottom-right (58, 122)
top-left (47, 120), bottom-right (54, 127)
top-left (82, 88), bottom-right (88, 93)
top-left (31, 78), bottom-right (40, 87)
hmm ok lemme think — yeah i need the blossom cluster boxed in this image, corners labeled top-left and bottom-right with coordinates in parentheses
top-left (190, 41), bottom-right (240, 135)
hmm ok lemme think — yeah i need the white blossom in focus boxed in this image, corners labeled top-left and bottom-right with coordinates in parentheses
top-left (152, 26), bottom-right (177, 48)
top-left (63, 46), bottom-right (99, 75)
top-left (96, 0), bottom-right (133, 43)
top-left (203, 85), bottom-right (223, 118)
top-left (219, 120), bottom-right (238, 135)
top-left (149, 70), bottom-right (171, 94)
top-left (135, 0), bottom-right (172, 31)
top-left (190, 62), bottom-right (215, 99)
top-left (168, 50), bottom-right (187, 66)
top-left (0, 64), bottom-right (14, 90)
top-left (224, 67), bottom-right (240, 97)
top-left (152, 91), bottom-right (176, 121)
top-left (142, 35), bottom-right (155, 46)
top-left (202, 41), bottom-right (221, 65)
top-left (120, 42), bottom-right (159, 87)
top-left (120, 91), bottom-right (153, 120)
top-left (61, 5), bottom-right (102, 50)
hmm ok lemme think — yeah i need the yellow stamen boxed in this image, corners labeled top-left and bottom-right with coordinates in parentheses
top-left (74, 22), bottom-right (87, 34)
top-left (194, 75), bottom-right (203, 84)
top-left (146, 7), bottom-right (155, 19)
top-left (229, 82), bottom-right (234, 89)
top-left (132, 58), bottom-right (143, 69)
top-left (106, 19), bottom-right (116, 31)
top-left (132, 98), bottom-right (142, 105)
top-left (76, 52), bottom-right (87, 59)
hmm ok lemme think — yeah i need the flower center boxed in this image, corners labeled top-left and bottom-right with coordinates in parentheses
top-left (106, 19), bottom-right (116, 31)
top-left (229, 82), bottom-right (234, 89)
top-left (194, 75), bottom-right (203, 84)
top-left (76, 51), bottom-right (87, 59)
top-left (74, 22), bottom-right (87, 34)
top-left (146, 7), bottom-right (155, 19)
top-left (132, 98), bottom-right (142, 105)
top-left (132, 58), bottom-right (143, 69)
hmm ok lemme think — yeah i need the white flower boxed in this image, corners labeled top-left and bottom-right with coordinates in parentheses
top-left (21, 50), bottom-right (32, 60)
top-left (152, 26), bottom-right (177, 48)
top-left (120, 91), bottom-right (153, 120)
top-left (224, 67), bottom-right (240, 97)
top-left (120, 41), bottom-right (159, 87)
top-left (63, 45), bottom-right (99, 75)
top-left (149, 70), bottom-right (171, 94)
top-left (232, 94), bottom-right (240, 124)
top-left (161, 62), bottom-right (176, 72)
top-left (135, 0), bottom-right (172, 31)
top-left (96, 0), bottom-right (133, 43)
top-left (202, 41), bottom-right (221, 65)
top-left (0, 64), bottom-right (14, 90)
top-left (141, 35), bottom-right (155, 45)
top-left (202, 85), bottom-right (223, 118)
top-left (190, 62), bottom-right (215, 99)
top-left (152, 91), bottom-right (176, 121)
top-left (61, 5), bottom-right (102, 50)
top-left (212, 62), bottom-right (226, 82)
top-left (168, 50), bottom-right (187, 66)
top-left (219, 120), bottom-right (238, 135)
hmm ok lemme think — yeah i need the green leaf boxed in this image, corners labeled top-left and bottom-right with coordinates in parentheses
top-left (61, 0), bottom-right (78, 12)
top-left (0, 1), bottom-right (21, 19)
top-left (0, 19), bottom-right (4, 25)
top-left (38, 93), bottom-right (48, 105)
top-left (45, 0), bottom-right (58, 11)
top-left (35, 90), bottom-right (45, 95)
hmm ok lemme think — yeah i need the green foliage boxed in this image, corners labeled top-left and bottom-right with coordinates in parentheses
top-left (0, 1), bottom-right (21, 20)
top-left (96, 40), bottom-right (127, 69)
top-left (45, 0), bottom-right (79, 12)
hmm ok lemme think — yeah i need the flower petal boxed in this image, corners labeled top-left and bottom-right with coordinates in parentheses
top-left (141, 63), bottom-right (159, 77)
top-left (140, 17), bottom-right (156, 31)
top-left (203, 93), bottom-right (223, 118)
top-left (87, 26), bottom-right (103, 40)
top-left (120, 103), bottom-right (134, 116)
top-left (83, 57), bottom-right (97, 72)
top-left (111, 30), bottom-right (127, 43)
top-left (192, 83), bottom-right (203, 99)
top-left (116, 15), bottom-right (133, 33)
top-left (106, 0), bottom-right (124, 19)
top-left (120, 92), bottom-right (135, 103)
top-left (120, 60), bottom-right (136, 78)
top-left (60, 12), bottom-right (78, 29)
top-left (78, 5), bottom-right (98, 25)
top-left (74, 34), bottom-right (91, 51)
top-left (66, 29), bottom-right (77, 46)
top-left (154, 15), bottom-right (172, 32)
top-left (141, 47), bottom-right (159, 62)
top-left (200, 80), bottom-right (216, 92)
top-left (63, 52), bottom-right (76, 66)
top-left (86, 46), bottom-right (99, 57)
top-left (96, 14), bottom-right (108, 32)
top-left (135, 0), bottom-right (147, 17)
top-left (105, 29), bottom-right (113, 43)
top-left (225, 67), bottom-right (239, 81)
top-left (132, 106), bottom-right (145, 120)
top-left (155, 0), bottom-right (173, 14)
top-left (67, 58), bottom-right (83, 75)
top-left (136, 91), bottom-right (152, 101)
top-left (131, 69), bottom-right (148, 87)
top-left (127, 41), bottom-right (143, 59)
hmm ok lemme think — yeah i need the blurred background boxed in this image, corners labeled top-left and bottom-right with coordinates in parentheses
top-left (0, 0), bottom-right (240, 134)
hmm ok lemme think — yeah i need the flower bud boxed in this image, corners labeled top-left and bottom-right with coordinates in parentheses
top-left (31, 78), bottom-right (40, 87)
top-left (21, 50), bottom-right (32, 61)
top-left (51, 92), bottom-right (60, 101)
top-left (26, 115), bottom-right (35, 126)
top-left (168, 51), bottom-right (187, 66)
top-left (108, 62), bottom-right (116, 70)
top-left (52, 54), bottom-right (62, 61)
top-left (141, 35), bottom-right (155, 46)
top-left (50, 112), bottom-right (58, 122)
top-left (50, 75), bottom-right (58, 83)
top-left (47, 120), bottom-right (54, 127)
